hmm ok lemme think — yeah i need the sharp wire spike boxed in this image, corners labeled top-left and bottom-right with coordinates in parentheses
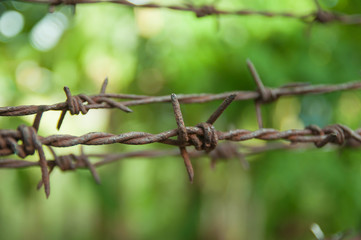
top-left (206, 94), bottom-right (236, 125)
top-left (100, 77), bottom-right (108, 94)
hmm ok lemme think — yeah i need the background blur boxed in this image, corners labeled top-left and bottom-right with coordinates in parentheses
top-left (1, 0), bottom-right (361, 239)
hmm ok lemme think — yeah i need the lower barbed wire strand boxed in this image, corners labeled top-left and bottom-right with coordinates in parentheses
top-left (0, 142), bottom-right (314, 170)
top-left (0, 124), bottom-right (360, 155)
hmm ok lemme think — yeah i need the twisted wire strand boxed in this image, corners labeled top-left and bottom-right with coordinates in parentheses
top-left (1, 123), bottom-right (361, 157)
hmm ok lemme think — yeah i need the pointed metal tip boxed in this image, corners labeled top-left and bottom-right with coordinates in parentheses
top-left (186, 163), bottom-right (194, 183)
top-left (103, 77), bottom-right (109, 86)
top-left (100, 78), bottom-right (109, 94)
top-left (124, 107), bottom-right (133, 113)
top-left (246, 58), bottom-right (254, 66)
top-left (56, 110), bottom-right (66, 130)
top-left (189, 173), bottom-right (194, 183)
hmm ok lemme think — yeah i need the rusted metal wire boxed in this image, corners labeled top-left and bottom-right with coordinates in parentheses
top-left (1, 122), bottom-right (360, 152)
top-left (1, 60), bottom-right (361, 197)
top-left (17, 0), bottom-right (361, 25)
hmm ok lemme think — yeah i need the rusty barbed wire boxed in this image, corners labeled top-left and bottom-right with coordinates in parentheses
top-left (16, 0), bottom-right (361, 25)
top-left (1, 59), bottom-right (361, 197)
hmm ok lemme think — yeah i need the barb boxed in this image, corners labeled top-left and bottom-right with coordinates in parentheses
top-left (17, 0), bottom-right (361, 25)
top-left (171, 93), bottom-right (194, 182)
top-left (247, 59), bottom-right (276, 129)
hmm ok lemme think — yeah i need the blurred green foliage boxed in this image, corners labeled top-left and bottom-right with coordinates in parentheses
top-left (1, 0), bottom-right (361, 239)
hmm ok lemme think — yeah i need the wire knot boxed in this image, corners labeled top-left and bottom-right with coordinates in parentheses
top-left (0, 125), bottom-right (40, 158)
top-left (193, 5), bottom-right (217, 18)
top-left (307, 124), bottom-right (355, 147)
top-left (48, 149), bottom-right (101, 184)
top-left (51, 0), bottom-right (76, 5)
top-left (314, 10), bottom-right (335, 23)
top-left (17, 124), bottom-right (39, 157)
top-left (57, 79), bottom-right (132, 129)
top-left (54, 154), bottom-right (79, 171)
top-left (64, 86), bottom-right (92, 115)
top-left (257, 87), bottom-right (278, 103)
top-left (1, 123), bottom-right (51, 198)
top-left (189, 122), bottom-right (218, 152)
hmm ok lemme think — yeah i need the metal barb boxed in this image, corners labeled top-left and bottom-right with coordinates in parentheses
top-left (33, 106), bottom-right (45, 131)
top-left (171, 93), bottom-right (194, 182)
top-left (80, 147), bottom-right (101, 184)
top-left (255, 101), bottom-right (263, 129)
top-left (32, 128), bottom-right (50, 198)
top-left (100, 77), bottom-right (108, 94)
top-left (247, 59), bottom-right (266, 98)
top-left (206, 94), bottom-right (236, 124)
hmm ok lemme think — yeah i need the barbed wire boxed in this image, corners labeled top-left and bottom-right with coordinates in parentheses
top-left (17, 0), bottom-right (361, 25)
top-left (1, 59), bottom-right (361, 197)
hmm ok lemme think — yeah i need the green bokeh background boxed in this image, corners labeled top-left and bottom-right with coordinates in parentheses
top-left (1, 0), bottom-right (361, 239)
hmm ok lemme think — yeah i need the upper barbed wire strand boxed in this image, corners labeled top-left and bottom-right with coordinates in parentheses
top-left (1, 80), bottom-right (361, 115)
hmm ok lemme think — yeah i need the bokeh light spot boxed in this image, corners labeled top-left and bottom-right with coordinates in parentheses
top-left (0, 11), bottom-right (24, 38)
top-left (16, 61), bottom-right (51, 92)
top-left (30, 12), bottom-right (68, 51)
